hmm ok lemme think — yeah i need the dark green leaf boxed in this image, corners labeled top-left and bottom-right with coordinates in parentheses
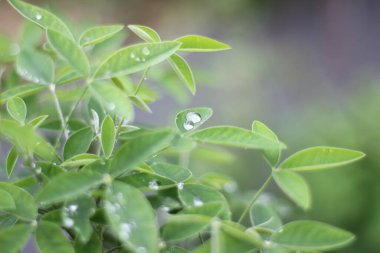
top-left (6, 146), bottom-right (18, 178)
top-left (74, 232), bottom-right (102, 253)
top-left (0, 190), bottom-right (15, 210)
top-left (63, 126), bottom-right (94, 160)
top-left (0, 224), bottom-right (32, 253)
top-left (36, 221), bottom-right (75, 253)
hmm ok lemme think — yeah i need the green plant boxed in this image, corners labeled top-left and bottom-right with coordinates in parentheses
top-left (0, 0), bottom-right (365, 252)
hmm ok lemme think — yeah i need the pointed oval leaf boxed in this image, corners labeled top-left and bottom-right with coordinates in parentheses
top-left (36, 170), bottom-right (104, 206)
top-left (94, 42), bottom-right (181, 79)
top-left (6, 97), bottom-right (27, 124)
top-left (104, 181), bottom-right (159, 253)
top-left (273, 171), bottom-right (311, 210)
top-left (271, 220), bottom-right (355, 251)
top-left (36, 221), bottom-right (75, 253)
top-left (161, 246), bottom-right (189, 253)
top-left (252, 121), bottom-right (281, 166)
top-left (8, 0), bottom-right (73, 39)
top-left (101, 115), bottom-right (116, 159)
top-left (0, 189), bottom-right (16, 210)
top-left (63, 126), bottom-right (94, 160)
top-left (109, 129), bottom-right (174, 176)
top-left (80, 25), bottom-right (124, 47)
top-left (6, 146), bottom-right (18, 178)
top-left (162, 214), bottom-right (211, 242)
top-left (60, 153), bottom-right (99, 167)
top-left (0, 224), bottom-right (33, 253)
top-left (250, 204), bottom-right (282, 231)
top-left (74, 232), bottom-right (102, 253)
top-left (176, 35), bottom-right (230, 52)
top-left (175, 107), bottom-right (213, 133)
top-left (0, 182), bottom-right (37, 220)
top-left (129, 95), bottom-right (152, 113)
top-left (0, 83), bottom-right (46, 104)
top-left (179, 202), bottom-right (224, 218)
top-left (128, 25), bottom-right (161, 42)
top-left (190, 126), bottom-right (284, 150)
top-left (90, 82), bottom-right (134, 120)
top-left (169, 54), bottom-right (196, 94)
top-left (151, 162), bottom-right (192, 183)
top-left (16, 48), bottom-right (54, 85)
top-left (47, 29), bottom-right (90, 76)
top-left (28, 115), bottom-right (49, 128)
top-left (279, 147), bottom-right (365, 171)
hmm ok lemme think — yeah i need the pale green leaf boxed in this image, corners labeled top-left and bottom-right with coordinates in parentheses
top-left (169, 54), bottom-right (195, 94)
top-left (176, 35), bottom-right (230, 52)
top-left (36, 221), bottom-right (75, 253)
top-left (0, 224), bottom-right (32, 253)
top-left (128, 24), bottom-right (161, 42)
top-left (190, 126), bottom-right (285, 150)
top-left (179, 202), bottom-right (224, 218)
top-left (47, 29), bottom-right (90, 76)
top-left (16, 48), bottom-right (54, 85)
top-left (60, 153), bottom-right (99, 167)
top-left (162, 214), bottom-right (211, 242)
top-left (151, 162), bottom-right (192, 182)
top-left (101, 115), bottom-right (116, 159)
top-left (79, 24), bottom-right (124, 47)
top-left (0, 83), bottom-right (46, 104)
top-left (63, 126), bottom-right (94, 160)
top-left (161, 246), bottom-right (189, 253)
top-left (117, 172), bottom-right (175, 191)
top-left (250, 204), bottom-right (282, 231)
top-left (279, 147), bottom-right (365, 171)
top-left (0, 182), bottom-right (37, 220)
top-left (104, 181), bottom-right (159, 253)
top-left (271, 220), bottom-right (355, 251)
top-left (36, 170), bottom-right (104, 206)
top-left (129, 95), bottom-right (152, 113)
top-left (6, 146), bottom-right (18, 178)
top-left (94, 42), bottom-right (181, 79)
top-left (8, 0), bottom-right (73, 39)
top-left (6, 97), bottom-right (27, 124)
top-left (28, 115), bottom-right (49, 128)
top-left (109, 129), bottom-right (174, 176)
top-left (90, 82), bottom-right (134, 120)
top-left (273, 171), bottom-right (311, 210)
top-left (0, 190), bottom-right (15, 210)
top-left (175, 107), bottom-right (213, 133)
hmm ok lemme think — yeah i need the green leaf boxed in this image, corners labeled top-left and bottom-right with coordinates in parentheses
top-left (94, 42), bottom-right (181, 79)
top-left (79, 24), bottom-right (124, 47)
top-left (151, 163), bottom-right (192, 183)
top-left (36, 221), bottom-right (75, 253)
top-left (162, 214), bottom-right (211, 242)
top-left (90, 82), bottom-right (134, 120)
top-left (178, 184), bottom-right (231, 220)
top-left (273, 171), bottom-right (311, 210)
top-left (104, 181), bottom-right (159, 253)
top-left (252, 121), bottom-right (281, 166)
top-left (6, 146), bottom-right (18, 178)
top-left (16, 48), bottom-right (54, 85)
top-left (36, 170), bottom-right (104, 206)
top-left (190, 126), bottom-right (284, 150)
top-left (175, 107), bottom-right (213, 133)
top-left (109, 129), bottom-right (174, 176)
top-left (211, 221), bottom-right (263, 253)
top-left (128, 24), bottom-right (161, 42)
top-left (74, 232), bottom-right (102, 253)
top-left (250, 204), bottom-right (282, 231)
top-left (60, 153), bottom-right (99, 167)
top-left (179, 202), bottom-right (224, 218)
top-left (28, 115), bottom-right (49, 128)
top-left (0, 83), bottom-right (46, 104)
top-left (100, 115), bottom-right (116, 159)
top-left (8, 0), bottom-right (73, 39)
top-left (118, 172), bottom-right (175, 191)
top-left (0, 214), bottom-right (18, 231)
top-left (271, 220), bottom-right (355, 251)
top-left (161, 246), bottom-right (189, 253)
top-left (6, 97), bottom-right (27, 124)
top-left (0, 182), bottom-right (37, 220)
top-left (279, 147), bottom-right (365, 171)
top-left (176, 35), bottom-right (230, 52)
top-left (63, 126), bottom-right (94, 160)
top-left (169, 54), bottom-right (196, 94)
top-left (129, 95), bottom-right (152, 113)
top-left (0, 190), bottom-right (15, 210)
top-left (0, 224), bottom-right (32, 253)
top-left (47, 29), bottom-right (90, 76)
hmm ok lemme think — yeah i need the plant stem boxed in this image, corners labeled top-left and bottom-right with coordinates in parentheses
top-left (134, 68), bottom-right (149, 95)
top-left (49, 84), bottom-right (65, 135)
top-left (237, 175), bottom-right (273, 224)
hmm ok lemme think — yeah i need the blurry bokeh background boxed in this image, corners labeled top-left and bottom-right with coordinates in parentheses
top-left (1, 0), bottom-right (379, 252)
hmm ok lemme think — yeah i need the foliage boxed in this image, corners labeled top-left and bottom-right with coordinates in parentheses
top-left (0, 1), bottom-right (365, 252)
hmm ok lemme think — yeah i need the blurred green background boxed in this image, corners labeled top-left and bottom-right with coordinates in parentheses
top-left (1, 0), bottom-right (379, 252)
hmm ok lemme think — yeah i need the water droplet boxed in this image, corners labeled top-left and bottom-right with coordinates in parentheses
top-left (68, 205), bottom-right (78, 213)
top-left (186, 112), bottom-right (201, 123)
top-left (35, 167), bottom-right (42, 174)
top-left (142, 46), bottom-right (150, 55)
top-left (35, 13), bottom-right (43, 20)
top-left (63, 217), bottom-right (74, 228)
top-left (130, 52), bottom-right (136, 59)
top-left (160, 205), bottom-right (170, 212)
top-left (183, 121), bottom-right (194, 131)
top-left (193, 197), bottom-right (204, 207)
top-left (177, 182), bottom-right (184, 190)
top-left (119, 223), bottom-right (132, 240)
top-left (148, 180), bottom-right (160, 190)
top-left (136, 246), bottom-right (148, 253)
top-left (143, 77), bottom-right (148, 81)
top-left (31, 162), bottom-right (36, 168)
top-left (108, 103), bottom-right (116, 111)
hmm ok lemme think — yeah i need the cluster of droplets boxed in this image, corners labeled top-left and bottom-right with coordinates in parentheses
top-left (62, 204), bottom-right (78, 228)
top-left (193, 197), bottom-right (204, 207)
top-left (129, 46), bottom-right (151, 63)
top-left (183, 112), bottom-right (202, 131)
top-left (177, 182), bottom-right (184, 190)
top-left (148, 179), bottom-right (160, 190)
top-left (18, 68), bottom-right (42, 84)
top-left (35, 13), bottom-right (43, 20)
